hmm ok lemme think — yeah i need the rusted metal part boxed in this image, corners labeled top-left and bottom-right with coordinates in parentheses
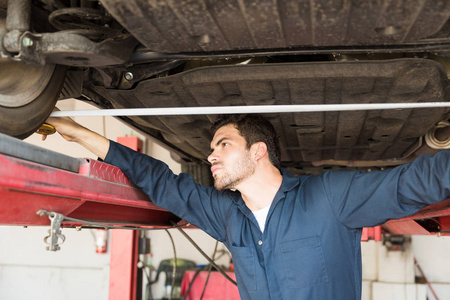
top-left (2, 0), bottom-right (137, 65)
top-left (2, 30), bottom-right (138, 66)
top-left (2, 0), bottom-right (31, 57)
top-left (40, 32), bottom-right (138, 67)
top-left (5, 0), bottom-right (30, 32)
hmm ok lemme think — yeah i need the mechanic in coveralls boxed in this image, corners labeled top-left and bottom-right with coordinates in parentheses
top-left (44, 113), bottom-right (450, 300)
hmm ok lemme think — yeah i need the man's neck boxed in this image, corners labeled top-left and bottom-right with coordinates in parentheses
top-left (238, 166), bottom-right (283, 212)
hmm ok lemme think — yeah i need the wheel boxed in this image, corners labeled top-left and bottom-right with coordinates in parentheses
top-left (0, 58), bottom-right (66, 139)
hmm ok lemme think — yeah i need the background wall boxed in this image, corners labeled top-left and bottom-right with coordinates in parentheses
top-left (361, 236), bottom-right (450, 300)
top-left (0, 99), bottom-right (449, 300)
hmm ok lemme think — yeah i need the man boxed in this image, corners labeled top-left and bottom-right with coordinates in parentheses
top-left (44, 113), bottom-right (450, 300)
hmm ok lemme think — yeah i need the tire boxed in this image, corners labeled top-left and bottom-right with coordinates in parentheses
top-left (0, 60), bottom-right (67, 139)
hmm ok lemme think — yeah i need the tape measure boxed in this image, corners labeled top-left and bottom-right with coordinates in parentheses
top-left (36, 123), bottom-right (56, 135)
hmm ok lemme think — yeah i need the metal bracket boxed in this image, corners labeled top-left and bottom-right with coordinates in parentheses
top-left (1, 30), bottom-right (44, 64)
top-left (37, 210), bottom-right (66, 251)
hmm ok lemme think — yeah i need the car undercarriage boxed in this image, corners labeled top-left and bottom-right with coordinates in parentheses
top-left (2, 0), bottom-right (450, 181)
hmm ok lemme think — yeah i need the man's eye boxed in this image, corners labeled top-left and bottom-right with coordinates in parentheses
top-left (222, 142), bottom-right (229, 147)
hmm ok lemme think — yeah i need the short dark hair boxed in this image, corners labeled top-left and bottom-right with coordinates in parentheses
top-left (211, 114), bottom-right (281, 168)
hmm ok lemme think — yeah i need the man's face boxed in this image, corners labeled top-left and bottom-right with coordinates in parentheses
top-left (208, 124), bottom-right (255, 190)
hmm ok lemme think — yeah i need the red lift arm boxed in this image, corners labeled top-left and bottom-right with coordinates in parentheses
top-left (0, 133), bottom-right (179, 229)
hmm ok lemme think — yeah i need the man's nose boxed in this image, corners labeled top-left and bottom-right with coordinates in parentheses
top-left (207, 151), bottom-right (217, 164)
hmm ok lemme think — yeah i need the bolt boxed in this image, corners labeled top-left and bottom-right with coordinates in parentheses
top-left (198, 34), bottom-right (211, 45)
top-left (22, 37), bottom-right (34, 47)
top-left (124, 72), bottom-right (134, 81)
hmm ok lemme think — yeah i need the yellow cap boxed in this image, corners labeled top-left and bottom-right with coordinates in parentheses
top-left (36, 123), bottom-right (56, 135)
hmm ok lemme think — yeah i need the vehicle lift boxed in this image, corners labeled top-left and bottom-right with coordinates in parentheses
top-left (0, 132), bottom-right (184, 300)
top-left (1, 132), bottom-right (450, 299)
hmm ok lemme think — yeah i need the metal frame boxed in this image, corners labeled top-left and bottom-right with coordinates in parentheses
top-left (0, 151), bottom-right (177, 228)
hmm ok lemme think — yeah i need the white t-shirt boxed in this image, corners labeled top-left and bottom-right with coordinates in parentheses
top-left (252, 205), bottom-right (270, 232)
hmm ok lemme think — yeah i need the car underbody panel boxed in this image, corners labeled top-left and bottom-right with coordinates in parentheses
top-left (86, 58), bottom-right (450, 174)
top-left (100, 0), bottom-right (450, 53)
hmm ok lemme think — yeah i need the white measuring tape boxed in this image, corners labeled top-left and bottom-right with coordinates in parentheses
top-left (50, 102), bottom-right (450, 117)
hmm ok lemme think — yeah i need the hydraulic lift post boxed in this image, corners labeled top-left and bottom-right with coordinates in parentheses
top-left (109, 136), bottom-right (144, 300)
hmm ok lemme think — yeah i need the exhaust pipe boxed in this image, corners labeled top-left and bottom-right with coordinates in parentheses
top-left (425, 121), bottom-right (450, 150)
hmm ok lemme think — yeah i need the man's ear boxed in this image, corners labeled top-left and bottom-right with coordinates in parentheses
top-left (253, 142), bottom-right (268, 161)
